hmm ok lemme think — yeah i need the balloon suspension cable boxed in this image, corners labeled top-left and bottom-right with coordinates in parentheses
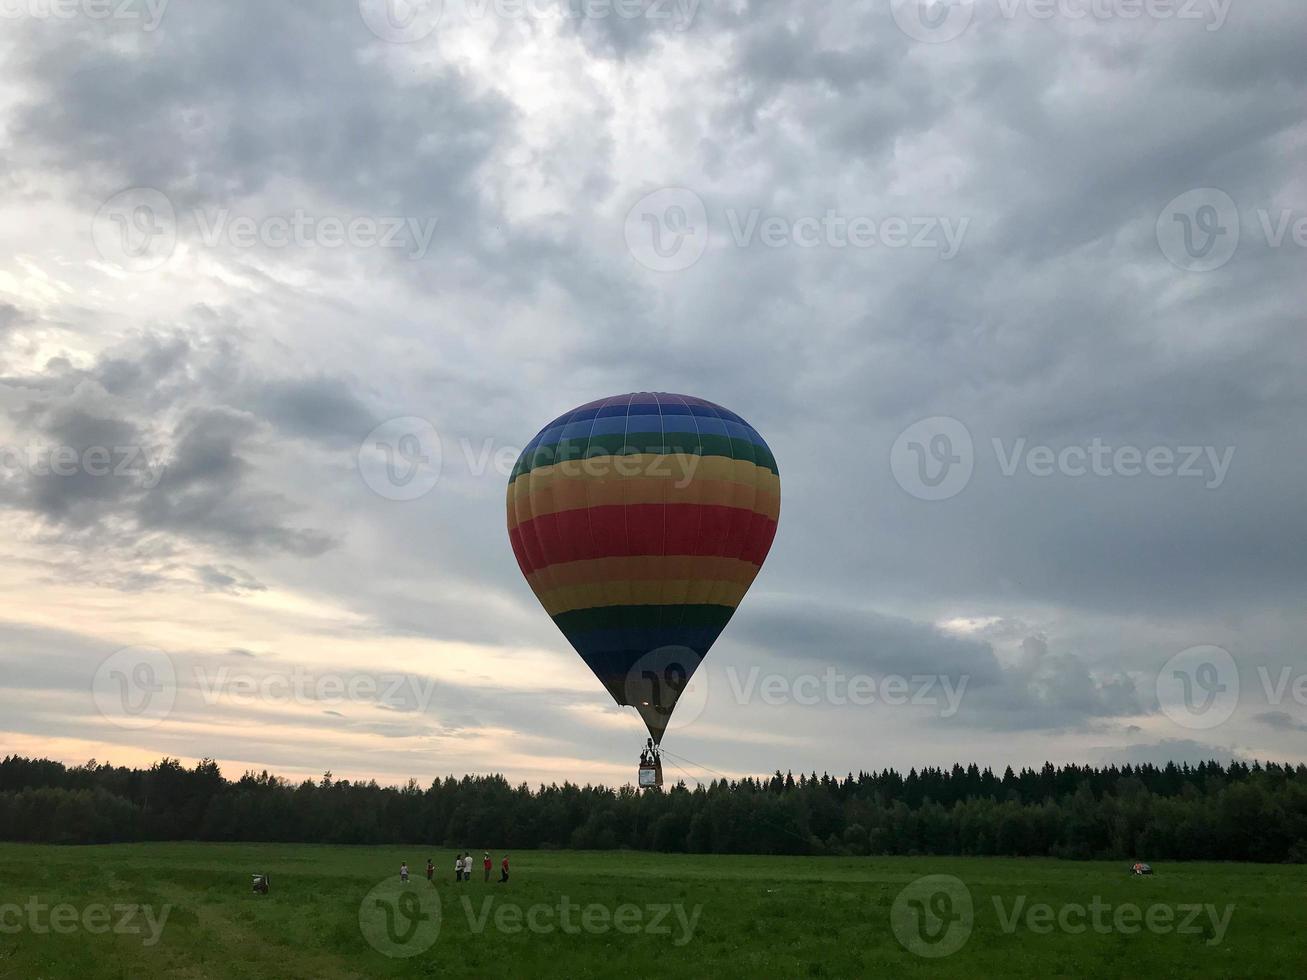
top-left (656, 747), bottom-right (818, 851)
top-left (657, 747), bottom-right (726, 785)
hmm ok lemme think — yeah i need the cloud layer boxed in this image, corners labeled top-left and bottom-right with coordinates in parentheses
top-left (1, 0), bottom-right (1304, 785)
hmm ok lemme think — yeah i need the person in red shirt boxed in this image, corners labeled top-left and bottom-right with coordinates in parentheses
top-left (483, 852), bottom-right (492, 882)
top-left (499, 854), bottom-right (509, 883)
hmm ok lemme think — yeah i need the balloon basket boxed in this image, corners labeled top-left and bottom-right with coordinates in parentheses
top-left (638, 742), bottom-right (663, 789)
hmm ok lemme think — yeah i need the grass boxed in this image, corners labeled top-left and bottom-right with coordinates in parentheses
top-left (0, 843), bottom-right (1301, 978)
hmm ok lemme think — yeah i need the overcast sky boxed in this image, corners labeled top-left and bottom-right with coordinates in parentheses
top-left (0, 0), bottom-right (1303, 788)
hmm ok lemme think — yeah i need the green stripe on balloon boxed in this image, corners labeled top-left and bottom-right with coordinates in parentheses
top-left (552, 603), bottom-right (737, 633)
top-left (511, 433), bottom-right (777, 481)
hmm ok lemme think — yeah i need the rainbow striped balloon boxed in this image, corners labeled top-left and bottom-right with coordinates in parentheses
top-left (507, 392), bottom-right (780, 742)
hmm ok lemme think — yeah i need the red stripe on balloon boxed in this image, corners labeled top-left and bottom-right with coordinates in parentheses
top-left (511, 503), bottom-right (777, 575)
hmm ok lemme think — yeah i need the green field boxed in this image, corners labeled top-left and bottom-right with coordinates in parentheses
top-left (0, 843), bottom-right (1302, 978)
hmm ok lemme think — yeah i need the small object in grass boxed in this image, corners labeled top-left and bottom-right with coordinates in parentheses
top-left (252, 874), bottom-right (270, 894)
top-left (1131, 862), bottom-right (1153, 876)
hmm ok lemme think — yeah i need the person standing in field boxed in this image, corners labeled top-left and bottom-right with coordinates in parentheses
top-left (462, 853), bottom-right (472, 881)
top-left (400, 862), bottom-right (409, 883)
top-left (483, 852), bottom-right (491, 882)
top-left (499, 854), bottom-right (509, 883)
top-left (454, 853), bottom-right (464, 883)
top-left (426, 859), bottom-right (435, 885)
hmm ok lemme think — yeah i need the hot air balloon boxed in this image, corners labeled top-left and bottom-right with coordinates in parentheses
top-left (506, 392), bottom-right (780, 786)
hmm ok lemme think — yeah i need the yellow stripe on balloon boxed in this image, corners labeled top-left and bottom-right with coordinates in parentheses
top-left (507, 454), bottom-right (779, 503)
top-left (506, 461), bottom-right (780, 531)
top-left (536, 579), bottom-right (752, 616)
top-left (526, 555), bottom-right (762, 591)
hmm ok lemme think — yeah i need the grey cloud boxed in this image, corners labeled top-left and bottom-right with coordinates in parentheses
top-left (138, 405), bottom-right (335, 557)
top-left (1091, 740), bottom-right (1246, 768)
top-left (0, 328), bottom-right (359, 567)
top-left (735, 599), bottom-right (1005, 685)
top-left (197, 565), bottom-right (267, 595)
top-left (253, 375), bottom-right (377, 449)
top-left (0, 0), bottom-right (1303, 781)
top-left (733, 601), bottom-right (1145, 732)
top-left (1255, 711), bottom-right (1307, 734)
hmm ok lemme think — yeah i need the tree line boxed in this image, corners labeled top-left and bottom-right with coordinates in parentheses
top-left (3, 755), bottom-right (1306, 862)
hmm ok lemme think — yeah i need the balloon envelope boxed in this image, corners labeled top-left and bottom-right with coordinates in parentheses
top-left (507, 392), bottom-right (780, 742)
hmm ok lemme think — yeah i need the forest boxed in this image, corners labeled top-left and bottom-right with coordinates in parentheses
top-left (3, 755), bottom-right (1305, 862)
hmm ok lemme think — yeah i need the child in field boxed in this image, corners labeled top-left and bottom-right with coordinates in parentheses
top-left (426, 859), bottom-right (435, 884)
top-left (454, 853), bottom-right (464, 883)
top-left (499, 855), bottom-right (509, 883)
top-left (483, 852), bottom-right (491, 882)
top-left (400, 862), bottom-right (409, 883)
